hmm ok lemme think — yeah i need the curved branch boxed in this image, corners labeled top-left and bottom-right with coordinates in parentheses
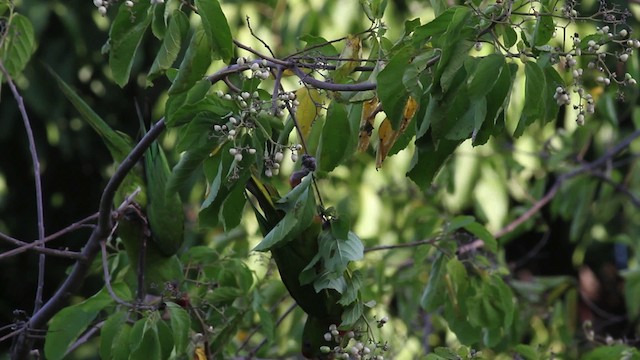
top-left (11, 119), bottom-right (167, 360)
top-left (291, 66), bottom-right (376, 92)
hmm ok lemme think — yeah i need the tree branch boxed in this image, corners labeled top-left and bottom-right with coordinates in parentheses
top-left (11, 119), bottom-right (167, 360)
top-left (0, 61), bottom-right (47, 314)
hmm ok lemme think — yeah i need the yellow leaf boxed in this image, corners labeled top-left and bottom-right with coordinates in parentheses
top-left (358, 97), bottom-right (379, 152)
top-left (375, 96), bottom-right (419, 168)
top-left (333, 35), bottom-right (362, 83)
top-left (194, 346), bottom-right (206, 360)
top-left (294, 87), bottom-right (324, 147)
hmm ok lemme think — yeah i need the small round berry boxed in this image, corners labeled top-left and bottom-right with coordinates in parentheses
top-left (596, 76), bottom-right (604, 83)
top-left (331, 329), bottom-right (339, 336)
top-left (295, 144), bottom-right (303, 150)
top-left (224, 94), bottom-right (232, 100)
top-left (604, 78), bottom-right (611, 86)
top-left (291, 151), bottom-right (299, 163)
top-left (620, 53), bottom-right (629, 62)
top-left (216, 90), bottom-right (224, 97)
top-left (213, 125), bottom-right (222, 132)
top-left (265, 168), bottom-right (273, 177)
top-left (248, 148), bottom-right (257, 155)
top-left (619, 29), bottom-right (628, 37)
top-left (320, 346), bottom-right (331, 354)
top-left (229, 148), bottom-right (237, 156)
top-left (125, 0), bottom-right (134, 7)
top-left (629, 79), bottom-right (637, 85)
top-left (241, 91), bottom-right (250, 100)
top-left (229, 117), bottom-right (237, 125)
top-left (234, 153), bottom-right (243, 162)
top-left (236, 57), bottom-right (245, 66)
top-left (272, 168), bottom-right (279, 176)
top-left (329, 324), bottom-right (337, 331)
top-left (588, 40), bottom-right (596, 47)
top-left (228, 129), bottom-right (236, 136)
top-left (323, 332), bottom-right (332, 341)
top-left (474, 42), bottom-right (483, 51)
top-left (240, 100), bottom-right (248, 108)
top-left (252, 91), bottom-right (259, 98)
top-left (274, 152), bottom-right (284, 163)
top-left (250, 63), bottom-right (260, 71)
top-left (576, 113), bottom-right (585, 125)
top-left (601, 26), bottom-right (609, 34)
top-left (93, 0), bottom-right (103, 7)
top-left (98, 6), bottom-right (107, 15)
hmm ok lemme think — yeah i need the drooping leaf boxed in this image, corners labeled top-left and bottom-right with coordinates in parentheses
top-left (148, 10), bottom-right (190, 84)
top-left (195, 0), bottom-right (233, 62)
top-left (129, 318), bottom-right (162, 360)
top-left (377, 49), bottom-right (412, 130)
top-left (0, 14), bottom-right (35, 81)
top-left (108, 1), bottom-right (152, 87)
top-left (294, 87), bottom-right (325, 148)
top-left (100, 311), bottom-right (128, 360)
top-left (318, 101), bottom-right (350, 172)
top-left (514, 61), bottom-right (546, 137)
top-left (420, 252), bottom-right (447, 311)
top-left (168, 29), bottom-right (211, 95)
top-left (166, 302), bottom-right (191, 356)
top-left (466, 54), bottom-right (504, 100)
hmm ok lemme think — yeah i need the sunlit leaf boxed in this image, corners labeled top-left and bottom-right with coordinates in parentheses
top-left (0, 14), bottom-right (35, 81)
top-left (294, 87), bottom-right (324, 148)
top-left (168, 29), bottom-right (210, 95)
top-left (195, 0), bottom-right (233, 62)
top-left (148, 10), bottom-right (189, 84)
top-left (357, 97), bottom-right (379, 152)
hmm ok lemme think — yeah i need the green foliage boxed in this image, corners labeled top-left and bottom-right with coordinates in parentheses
top-left (5, 0), bottom-right (640, 358)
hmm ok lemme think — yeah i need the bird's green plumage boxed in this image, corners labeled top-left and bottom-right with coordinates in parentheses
top-left (247, 176), bottom-right (343, 359)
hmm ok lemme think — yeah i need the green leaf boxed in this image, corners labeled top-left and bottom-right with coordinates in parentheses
top-left (45, 286), bottom-right (119, 360)
top-left (257, 306), bottom-right (276, 343)
top-left (166, 302), bottom-right (191, 355)
top-left (167, 147), bottom-right (210, 194)
top-left (377, 49), bottom-right (412, 130)
top-left (48, 68), bottom-right (133, 163)
top-left (253, 175), bottom-right (316, 251)
top-left (195, 0), bottom-right (233, 62)
top-left (500, 25), bottom-right (518, 48)
top-left (463, 221), bottom-right (497, 253)
top-left (318, 102), bottom-right (350, 172)
top-left (111, 323), bottom-right (132, 360)
top-left (532, 12), bottom-right (554, 46)
top-left (514, 344), bottom-right (541, 360)
top-left (466, 54), bottom-right (504, 100)
top-left (411, 7), bottom-right (456, 47)
top-left (108, 1), bottom-right (152, 87)
top-left (341, 301), bottom-right (363, 327)
top-left (220, 182), bottom-right (247, 231)
top-left (317, 230), bottom-right (364, 276)
top-left (148, 10), bottom-right (190, 84)
top-left (339, 270), bottom-right (363, 306)
top-left (420, 252), bottom-right (447, 311)
top-left (514, 61), bottom-right (545, 137)
top-left (0, 14), bottom-right (35, 80)
top-left (168, 29), bottom-right (211, 95)
top-left (99, 310), bottom-right (128, 360)
top-left (583, 345), bottom-right (639, 360)
top-left (129, 318), bottom-right (162, 360)
top-left (407, 134), bottom-right (461, 188)
top-left (166, 80), bottom-right (227, 127)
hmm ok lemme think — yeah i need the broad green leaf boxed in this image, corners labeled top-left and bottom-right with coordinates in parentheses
top-left (253, 175), bottom-right (315, 251)
top-left (338, 270), bottom-right (363, 306)
top-left (466, 54), bottom-right (504, 100)
top-left (407, 134), bottom-right (461, 188)
top-left (433, 7), bottom-right (472, 90)
top-left (0, 14), bottom-right (35, 80)
top-left (318, 230), bottom-right (364, 276)
top-left (195, 0), bottom-right (233, 62)
top-left (156, 320), bottom-right (174, 359)
top-left (341, 301), bottom-right (363, 327)
top-left (168, 29), bottom-right (211, 95)
top-left (411, 7), bottom-right (456, 47)
top-left (420, 252), bottom-right (447, 311)
top-left (111, 323), bottom-right (132, 360)
top-left (99, 310), bottom-right (128, 360)
top-left (500, 25), bottom-right (518, 48)
top-left (129, 318), bottom-right (162, 360)
top-left (109, 1), bottom-right (152, 87)
top-left (166, 81), bottom-right (227, 127)
top-left (166, 302), bottom-right (191, 355)
top-left (439, 39), bottom-right (474, 94)
top-left (318, 101), bottom-right (350, 172)
top-left (514, 61), bottom-right (545, 137)
top-left (220, 182), bottom-right (247, 231)
top-left (445, 97), bottom-right (486, 140)
top-left (377, 49), bottom-right (412, 130)
top-left (48, 68), bottom-right (133, 162)
top-left (299, 34), bottom-right (339, 56)
top-left (463, 221), bottom-right (497, 253)
top-left (532, 12), bottom-right (554, 46)
top-left (206, 285), bottom-right (244, 304)
top-left (447, 215), bottom-right (475, 232)
top-left (45, 286), bottom-right (122, 360)
top-left (167, 147), bottom-right (211, 194)
top-left (583, 345), bottom-right (639, 360)
top-left (148, 10), bottom-right (190, 84)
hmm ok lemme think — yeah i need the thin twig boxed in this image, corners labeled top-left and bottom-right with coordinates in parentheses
top-left (0, 213), bottom-right (97, 260)
top-left (0, 61), bottom-right (47, 313)
top-left (364, 238), bottom-right (440, 253)
top-left (245, 16), bottom-right (275, 57)
top-left (64, 321), bottom-right (104, 357)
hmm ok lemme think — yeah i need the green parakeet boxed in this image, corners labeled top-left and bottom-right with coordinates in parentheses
top-left (51, 70), bottom-right (184, 297)
top-left (246, 175), bottom-right (343, 359)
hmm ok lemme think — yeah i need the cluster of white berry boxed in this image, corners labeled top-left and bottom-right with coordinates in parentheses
top-left (262, 144), bottom-right (302, 177)
top-left (236, 57), bottom-right (271, 80)
top-left (318, 321), bottom-right (389, 360)
top-left (559, 24), bottom-right (639, 125)
top-left (93, 0), bottom-right (164, 16)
